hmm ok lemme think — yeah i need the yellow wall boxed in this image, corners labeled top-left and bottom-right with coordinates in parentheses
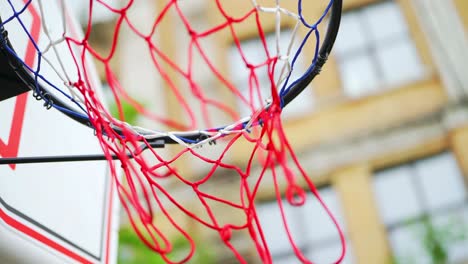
top-left (231, 78), bottom-right (447, 163)
top-left (450, 126), bottom-right (468, 180)
top-left (333, 165), bottom-right (390, 264)
top-left (454, 0), bottom-right (468, 30)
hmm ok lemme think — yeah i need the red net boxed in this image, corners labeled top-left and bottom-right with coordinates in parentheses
top-left (2, 0), bottom-right (345, 263)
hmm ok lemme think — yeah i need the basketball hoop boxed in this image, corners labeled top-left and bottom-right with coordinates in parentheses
top-left (0, 0), bottom-right (344, 263)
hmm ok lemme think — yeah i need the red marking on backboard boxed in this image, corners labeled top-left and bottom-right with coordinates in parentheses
top-left (0, 2), bottom-right (41, 170)
top-left (0, 94), bottom-right (28, 170)
top-left (0, 208), bottom-right (93, 264)
top-left (0, 3), bottom-right (115, 263)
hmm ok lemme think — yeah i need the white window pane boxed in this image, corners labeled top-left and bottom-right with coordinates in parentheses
top-left (363, 1), bottom-right (407, 42)
top-left (448, 239), bottom-right (468, 264)
top-left (230, 30), bottom-right (305, 85)
top-left (376, 40), bottom-right (424, 87)
top-left (240, 38), bottom-right (270, 66)
top-left (231, 30), bottom-right (313, 118)
top-left (228, 37), bottom-right (272, 81)
top-left (281, 87), bottom-right (313, 118)
top-left (267, 30), bottom-right (313, 118)
top-left (333, 13), bottom-right (369, 55)
top-left (235, 74), bottom-right (271, 117)
top-left (431, 206), bottom-right (468, 263)
top-left (256, 200), bottom-right (305, 254)
top-left (262, 30), bottom-right (307, 88)
top-left (339, 54), bottom-right (380, 97)
top-left (266, 30), bottom-right (294, 58)
top-left (389, 223), bottom-right (432, 264)
top-left (373, 166), bottom-right (423, 225)
top-left (336, 1), bottom-right (423, 98)
top-left (274, 256), bottom-right (302, 264)
top-left (235, 71), bottom-right (313, 118)
top-left (301, 188), bottom-right (346, 243)
top-left (229, 46), bottom-right (249, 81)
top-left (274, 32), bottom-right (313, 118)
top-left (450, 205), bottom-right (468, 263)
top-left (307, 241), bottom-right (353, 264)
top-left (414, 153), bottom-right (466, 210)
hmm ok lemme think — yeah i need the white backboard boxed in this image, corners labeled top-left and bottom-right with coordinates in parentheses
top-left (0, 1), bottom-right (119, 263)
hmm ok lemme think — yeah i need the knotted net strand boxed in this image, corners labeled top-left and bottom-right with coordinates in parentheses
top-left (1, 0), bottom-right (345, 263)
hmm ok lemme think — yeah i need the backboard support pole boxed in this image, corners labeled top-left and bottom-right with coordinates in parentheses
top-left (0, 140), bottom-right (165, 164)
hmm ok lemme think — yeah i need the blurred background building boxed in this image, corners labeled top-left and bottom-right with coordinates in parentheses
top-left (81, 0), bottom-right (468, 263)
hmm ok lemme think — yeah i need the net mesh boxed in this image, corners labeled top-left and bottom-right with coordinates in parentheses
top-left (1, 0), bottom-right (345, 263)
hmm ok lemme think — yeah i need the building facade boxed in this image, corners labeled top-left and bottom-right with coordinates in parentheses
top-left (95, 0), bottom-right (468, 263)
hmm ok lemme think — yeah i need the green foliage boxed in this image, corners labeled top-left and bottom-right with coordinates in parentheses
top-left (390, 215), bottom-right (468, 264)
top-left (420, 216), bottom-right (448, 264)
top-left (109, 100), bottom-right (141, 125)
top-left (118, 227), bottom-right (166, 264)
top-left (117, 227), bottom-right (216, 264)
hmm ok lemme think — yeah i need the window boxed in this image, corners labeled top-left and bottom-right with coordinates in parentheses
top-left (334, 1), bottom-right (425, 98)
top-left (229, 30), bottom-right (314, 119)
top-left (373, 152), bottom-right (468, 263)
top-left (256, 187), bottom-right (354, 263)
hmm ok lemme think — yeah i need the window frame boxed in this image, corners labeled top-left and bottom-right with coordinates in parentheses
top-left (255, 185), bottom-right (352, 263)
top-left (372, 152), bottom-right (468, 262)
top-left (321, 0), bottom-right (435, 102)
top-left (334, 0), bottom-right (427, 98)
